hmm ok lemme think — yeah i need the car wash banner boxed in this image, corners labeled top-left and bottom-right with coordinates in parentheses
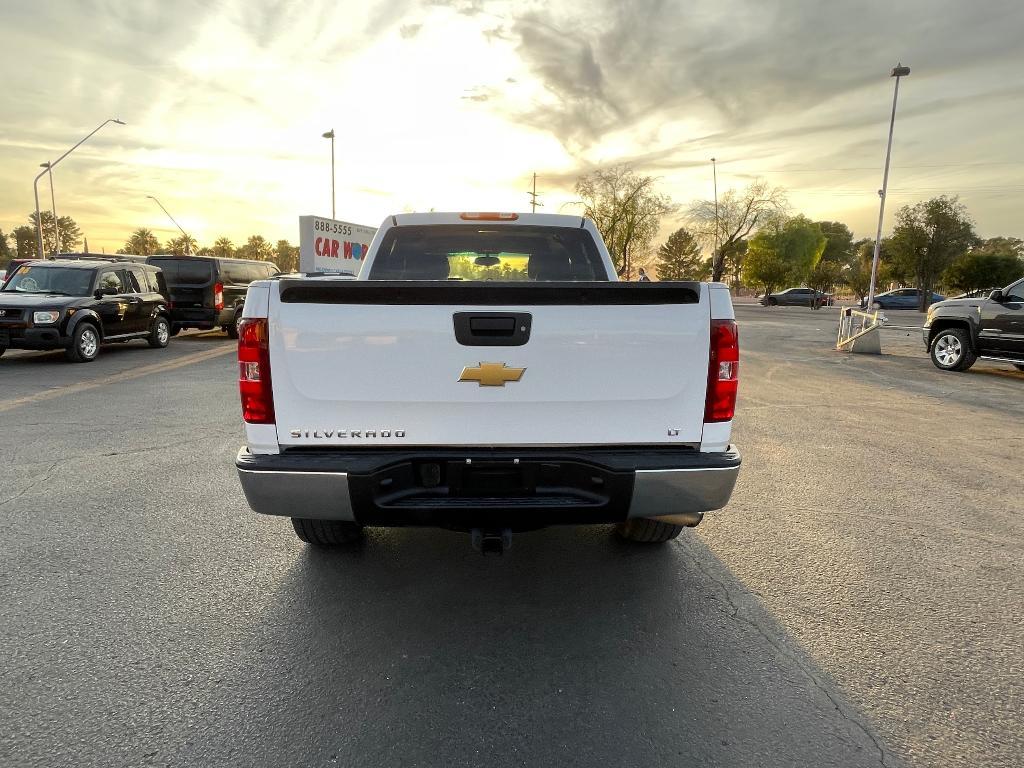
top-left (299, 216), bottom-right (377, 274)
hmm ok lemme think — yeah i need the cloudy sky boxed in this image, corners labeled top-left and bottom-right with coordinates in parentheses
top-left (2, 0), bottom-right (1023, 253)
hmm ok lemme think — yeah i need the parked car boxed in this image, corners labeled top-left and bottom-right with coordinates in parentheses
top-left (924, 279), bottom-right (1024, 372)
top-left (145, 255), bottom-right (280, 338)
top-left (0, 260), bottom-right (170, 362)
top-left (860, 288), bottom-right (945, 310)
top-left (759, 287), bottom-right (833, 307)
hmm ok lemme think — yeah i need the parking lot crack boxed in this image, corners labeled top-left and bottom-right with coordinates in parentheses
top-left (0, 460), bottom-right (60, 509)
top-left (686, 548), bottom-right (897, 768)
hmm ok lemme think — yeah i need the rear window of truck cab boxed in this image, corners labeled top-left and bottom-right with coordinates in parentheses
top-left (367, 225), bottom-right (608, 281)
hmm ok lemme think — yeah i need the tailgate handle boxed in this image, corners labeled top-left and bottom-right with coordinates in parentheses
top-left (470, 317), bottom-right (515, 335)
top-left (454, 312), bottom-right (532, 346)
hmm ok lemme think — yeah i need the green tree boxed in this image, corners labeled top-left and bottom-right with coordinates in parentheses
top-left (742, 248), bottom-right (790, 297)
top-left (654, 227), bottom-right (709, 280)
top-left (28, 211), bottom-right (81, 255)
top-left (212, 237), bottom-right (235, 258)
top-left (688, 179), bottom-right (788, 281)
top-left (889, 196), bottom-right (978, 311)
top-left (0, 229), bottom-right (12, 268)
top-left (722, 238), bottom-right (748, 289)
top-left (844, 241), bottom-right (875, 302)
top-left (275, 240), bottom-right (300, 272)
top-left (12, 225), bottom-right (36, 259)
top-left (239, 235), bottom-right (274, 261)
top-left (943, 238), bottom-right (1024, 293)
top-left (122, 228), bottom-right (160, 256)
top-left (806, 260), bottom-right (843, 299)
top-left (746, 215), bottom-right (826, 285)
top-left (165, 235), bottom-right (199, 255)
top-left (816, 221), bottom-right (855, 266)
top-left (575, 164), bottom-right (676, 279)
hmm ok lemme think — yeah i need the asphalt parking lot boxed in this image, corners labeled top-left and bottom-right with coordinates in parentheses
top-left (1, 311), bottom-right (1021, 768)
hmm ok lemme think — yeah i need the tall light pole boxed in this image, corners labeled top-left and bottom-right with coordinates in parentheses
top-left (711, 157), bottom-right (719, 274)
top-left (322, 129), bottom-right (335, 219)
top-left (38, 162), bottom-right (62, 256)
top-left (146, 196), bottom-right (192, 254)
top-left (867, 64), bottom-right (910, 309)
top-left (33, 118), bottom-right (125, 259)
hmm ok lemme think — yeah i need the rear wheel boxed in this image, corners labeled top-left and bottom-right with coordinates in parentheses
top-left (614, 518), bottom-right (684, 543)
top-left (0, 345), bottom-right (6, 358)
top-left (65, 323), bottom-right (100, 363)
top-left (148, 316), bottom-right (170, 348)
top-left (226, 310), bottom-right (241, 340)
top-left (291, 518), bottom-right (363, 546)
top-left (169, 324), bottom-right (181, 337)
top-left (929, 328), bottom-right (976, 371)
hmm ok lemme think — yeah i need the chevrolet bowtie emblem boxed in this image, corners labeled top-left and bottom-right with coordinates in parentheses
top-left (458, 362), bottom-right (526, 387)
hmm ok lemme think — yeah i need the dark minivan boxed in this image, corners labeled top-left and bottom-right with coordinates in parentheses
top-left (146, 256), bottom-right (279, 338)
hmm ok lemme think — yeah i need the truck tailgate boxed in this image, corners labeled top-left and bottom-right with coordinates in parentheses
top-left (268, 281), bottom-right (709, 447)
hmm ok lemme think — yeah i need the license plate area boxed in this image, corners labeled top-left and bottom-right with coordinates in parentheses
top-left (448, 460), bottom-right (536, 497)
top-left (349, 455), bottom-right (634, 519)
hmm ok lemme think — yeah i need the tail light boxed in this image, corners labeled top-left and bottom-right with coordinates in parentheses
top-left (238, 318), bottom-right (274, 424)
top-left (704, 319), bottom-right (739, 423)
top-left (214, 282), bottom-right (224, 312)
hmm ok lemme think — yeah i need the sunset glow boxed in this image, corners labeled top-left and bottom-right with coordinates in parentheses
top-left (3, 0), bottom-right (1023, 253)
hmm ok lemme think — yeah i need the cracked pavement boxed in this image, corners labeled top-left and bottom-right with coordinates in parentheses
top-left (0, 309), bottom-right (1021, 767)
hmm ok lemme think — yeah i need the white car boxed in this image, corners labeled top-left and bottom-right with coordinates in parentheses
top-left (234, 212), bottom-right (741, 552)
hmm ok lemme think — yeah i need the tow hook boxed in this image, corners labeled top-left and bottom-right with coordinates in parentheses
top-left (471, 528), bottom-right (512, 556)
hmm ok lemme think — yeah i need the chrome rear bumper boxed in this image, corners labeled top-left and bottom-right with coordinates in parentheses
top-left (235, 446), bottom-right (741, 524)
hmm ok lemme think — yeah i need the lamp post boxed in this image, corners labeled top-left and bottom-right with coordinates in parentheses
top-left (33, 118), bottom-right (125, 259)
top-left (322, 129), bottom-right (335, 219)
top-left (146, 196), bottom-right (192, 254)
top-left (38, 162), bottom-right (62, 256)
top-left (866, 64), bottom-right (910, 310)
top-left (711, 157), bottom-right (719, 274)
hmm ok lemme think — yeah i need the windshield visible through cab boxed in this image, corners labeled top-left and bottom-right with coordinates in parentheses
top-left (366, 225), bottom-right (608, 281)
top-left (1, 265), bottom-right (94, 296)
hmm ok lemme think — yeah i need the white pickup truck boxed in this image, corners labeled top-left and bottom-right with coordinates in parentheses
top-left (235, 212), bottom-right (740, 553)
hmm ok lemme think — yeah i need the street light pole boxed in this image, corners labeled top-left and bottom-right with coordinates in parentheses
top-left (711, 157), bottom-right (719, 274)
top-left (37, 162), bottom-right (62, 256)
top-left (867, 64), bottom-right (910, 310)
top-left (322, 129), bottom-right (335, 219)
top-left (146, 196), bottom-right (192, 254)
top-left (32, 118), bottom-right (125, 259)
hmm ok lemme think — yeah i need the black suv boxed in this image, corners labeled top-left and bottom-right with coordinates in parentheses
top-left (146, 256), bottom-right (279, 338)
top-left (923, 277), bottom-right (1024, 372)
top-left (0, 260), bottom-right (171, 363)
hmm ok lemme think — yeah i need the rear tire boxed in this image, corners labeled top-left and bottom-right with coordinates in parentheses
top-left (614, 518), bottom-right (684, 543)
top-left (291, 518), bottom-right (363, 546)
top-left (0, 345), bottom-right (6, 358)
top-left (148, 316), bottom-right (170, 348)
top-left (226, 311), bottom-right (240, 340)
top-left (929, 328), bottom-right (976, 371)
top-left (65, 323), bottom-right (100, 363)
top-left (169, 324), bottom-right (181, 337)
